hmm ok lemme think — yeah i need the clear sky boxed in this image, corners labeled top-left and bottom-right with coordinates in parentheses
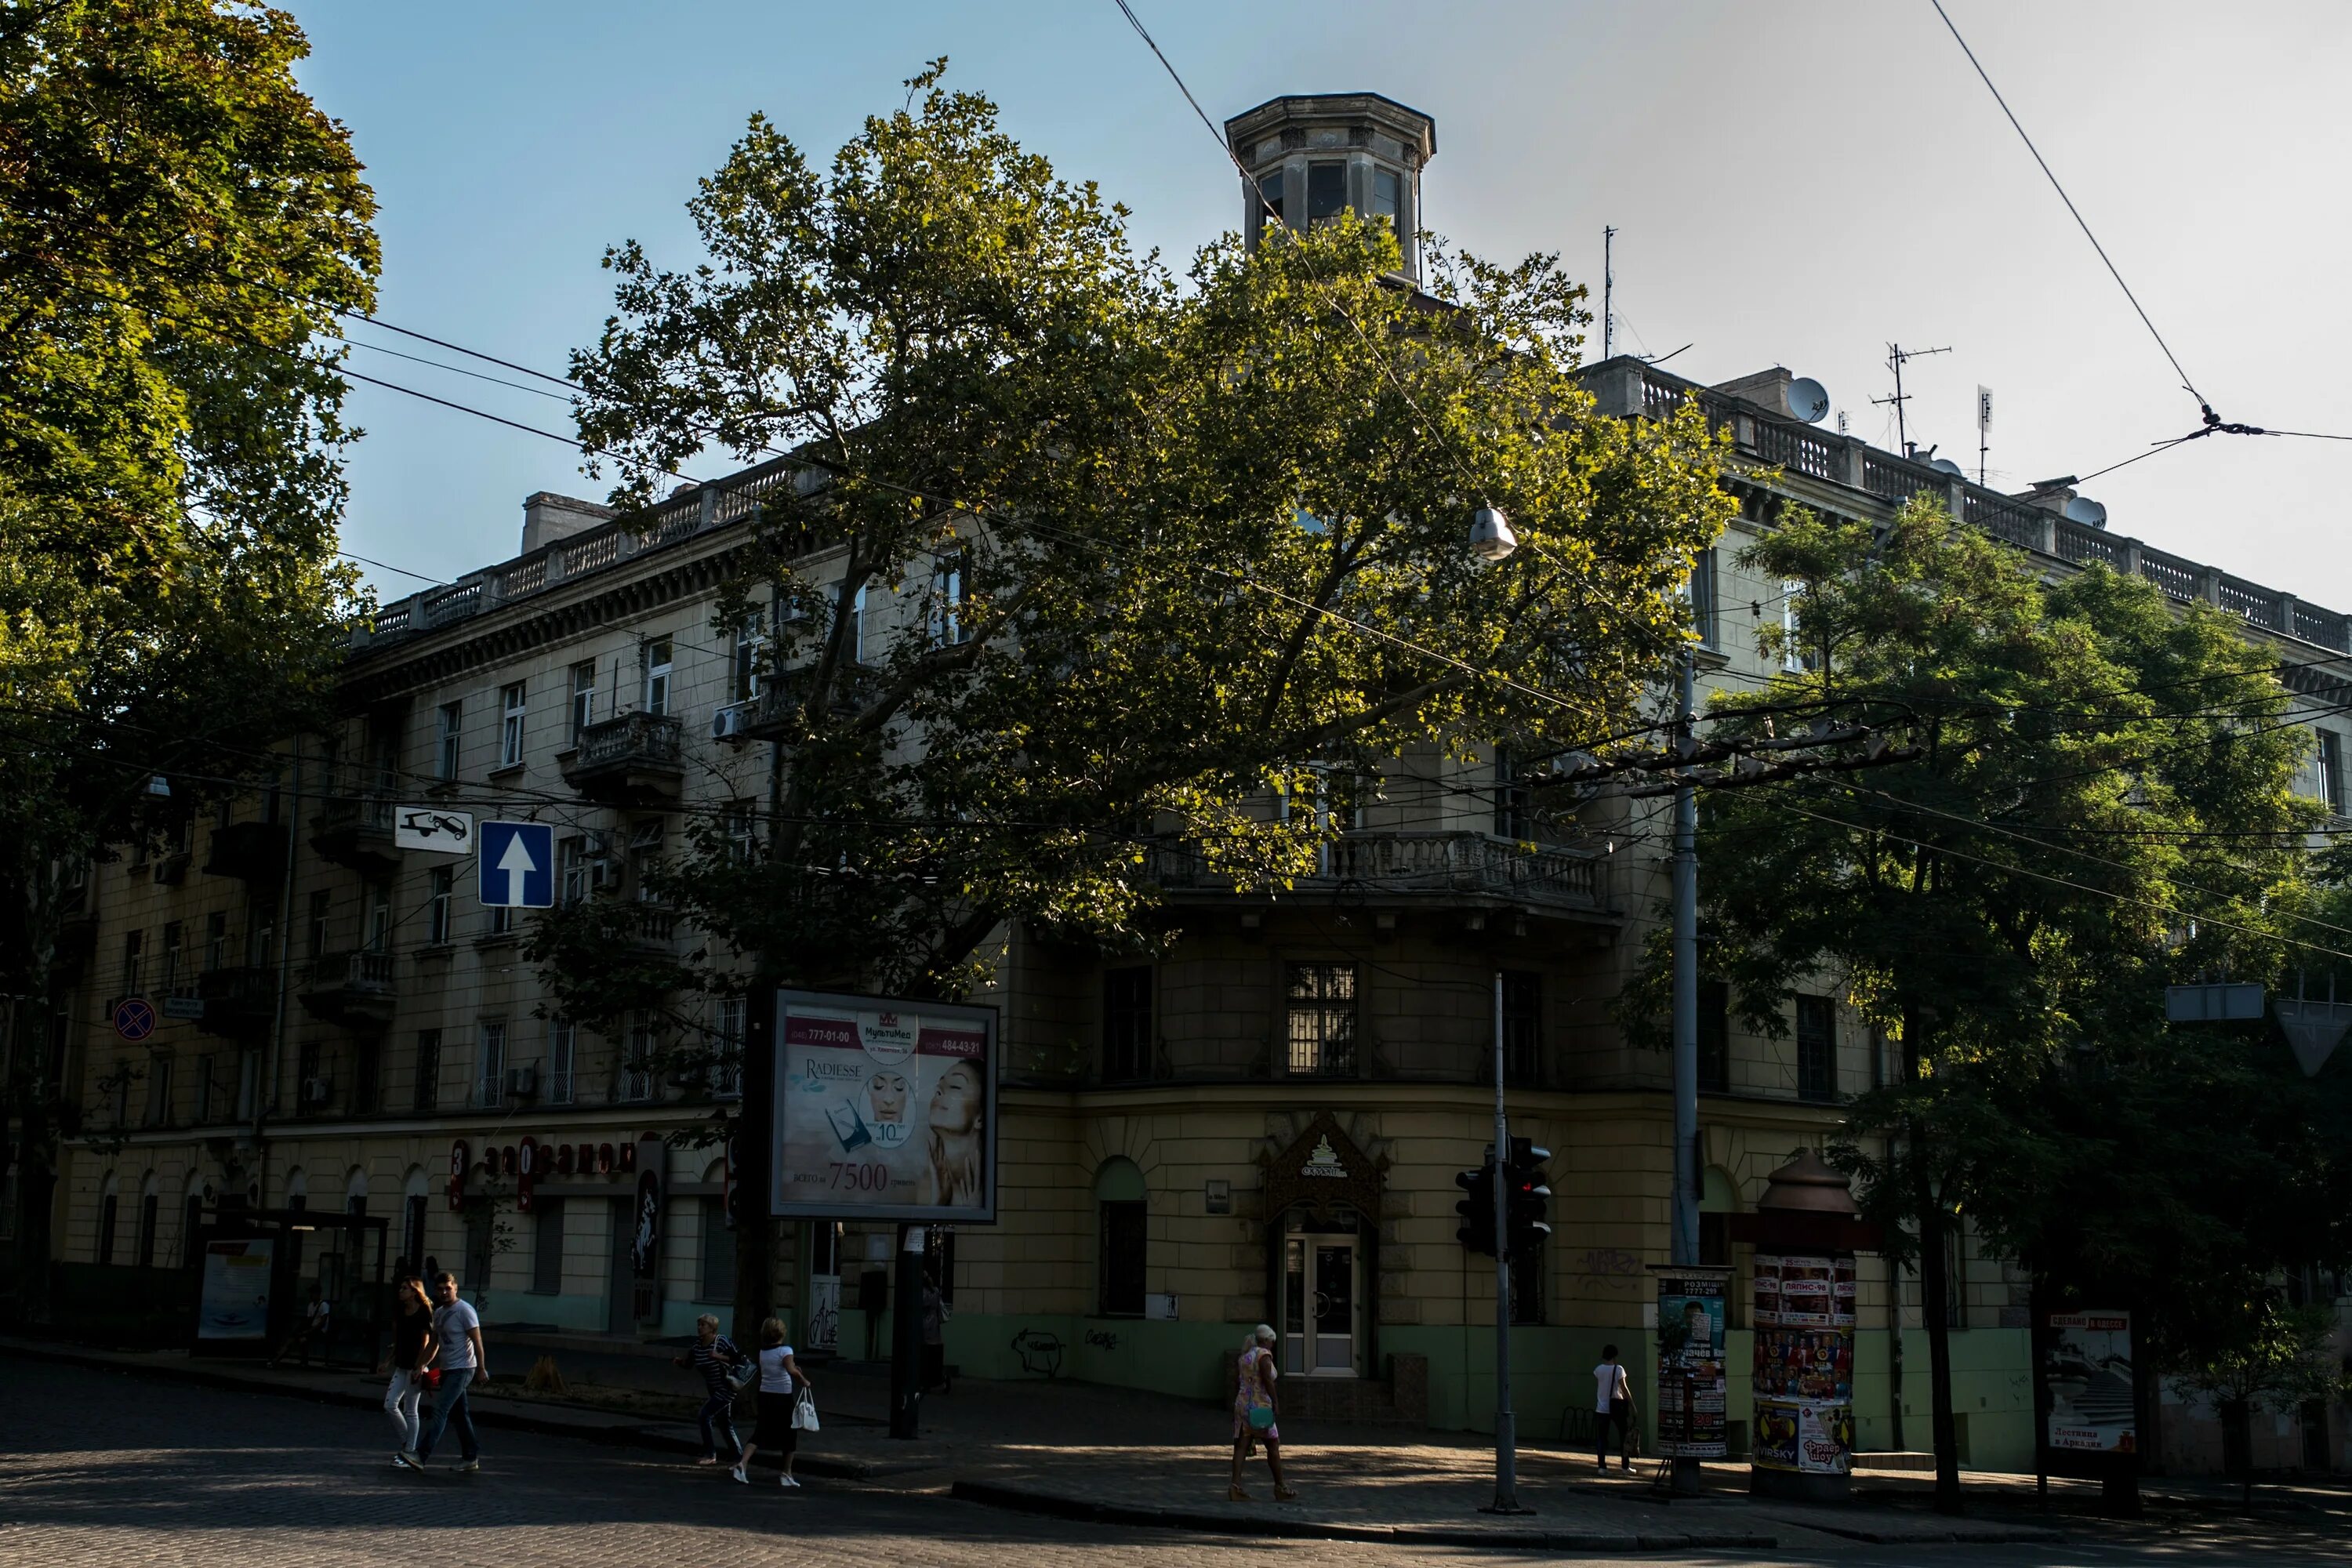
top-left (293, 1), bottom-right (2352, 612)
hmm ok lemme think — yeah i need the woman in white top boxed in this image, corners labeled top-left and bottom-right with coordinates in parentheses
top-left (738, 1316), bottom-right (813, 1486)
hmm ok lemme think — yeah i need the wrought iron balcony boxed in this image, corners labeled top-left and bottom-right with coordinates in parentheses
top-left (561, 711), bottom-right (684, 804)
top-left (1145, 831), bottom-right (1609, 917)
top-left (298, 949), bottom-right (399, 1031)
top-left (717, 666), bottom-right (887, 743)
top-left (310, 794), bottom-right (401, 877)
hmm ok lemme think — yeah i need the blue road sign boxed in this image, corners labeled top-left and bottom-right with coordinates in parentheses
top-left (114, 996), bottom-right (157, 1041)
top-left (477, 820), bottom-right (555, 909)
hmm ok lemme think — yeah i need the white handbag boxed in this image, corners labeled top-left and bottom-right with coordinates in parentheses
top-left (791, 1388), bottom-right (820, 1432)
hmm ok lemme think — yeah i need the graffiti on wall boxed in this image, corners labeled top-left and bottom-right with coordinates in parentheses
top-left (1011, 1327), bottom-right (1065, 1377)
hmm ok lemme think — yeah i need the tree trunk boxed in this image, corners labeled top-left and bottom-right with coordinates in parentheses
top-left (1906, 1006), bottom-right (1962, 1514)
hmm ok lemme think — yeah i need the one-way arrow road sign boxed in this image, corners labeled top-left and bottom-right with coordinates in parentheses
top-left (477, 820), bottom-right (554, 909)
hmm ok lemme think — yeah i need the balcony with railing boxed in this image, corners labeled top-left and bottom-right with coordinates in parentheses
top-left (298, 949), bottom-right (399, 1031)
top-left (559, 711), bottom-right (684, 804)
top-left (195, 966), bottom-right (278, 1041)
top-left (718, 664), bottom-right (887, 742)
top-left (310, 794), bottom-right (401, 877)
top-left (1598, 356), bottom-right (2352, 657)
top-left (1146, 831), bottom-right (1608, 918)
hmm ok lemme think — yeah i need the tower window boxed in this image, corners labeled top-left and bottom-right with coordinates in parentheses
top-left (1371, 167), bottom-right (1401, 223)
top-left (1256, 169), bottom-right (1285, 228)
top-left (1307, 161), bottom-right (1346, 223)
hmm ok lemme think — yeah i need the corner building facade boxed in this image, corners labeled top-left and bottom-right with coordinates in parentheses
top-left (35, 91), bottom-right (2352, 1475)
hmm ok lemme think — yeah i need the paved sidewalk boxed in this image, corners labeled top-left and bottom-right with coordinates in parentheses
top-left (15, 1332), bottom-right (2313, 1552)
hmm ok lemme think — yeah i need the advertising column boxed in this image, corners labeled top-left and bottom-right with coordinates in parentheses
top-left (1751, 1251), bottom-right (1858, 1499)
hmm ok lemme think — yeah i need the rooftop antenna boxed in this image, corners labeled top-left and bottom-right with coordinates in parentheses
top-left (1602, 226), bottom-right (1616, 361)
top-left (1976, 385), bottom-right (1993, 486)
top-left (1871, 343), bottom-right (1950, 456)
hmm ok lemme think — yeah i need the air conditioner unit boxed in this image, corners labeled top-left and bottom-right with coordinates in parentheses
top-left (712, 703), bottom-right (752, 742)
top-left (506, 1065), bottom-right (540, 1100)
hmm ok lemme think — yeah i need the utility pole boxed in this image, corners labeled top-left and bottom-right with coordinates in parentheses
top-left (1602, 227), bottom-right (1616, 361)
top-left (1668, 653), bottom-right (1703, 1495)
top-left (1485, 970), bottom-right (1526, 1513)
top-left (1871, 343), bottom-right (1950, 456)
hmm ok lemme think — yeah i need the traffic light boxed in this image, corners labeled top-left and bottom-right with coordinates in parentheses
top-left (1503, 1135), bottom-right (1552, 1259)
top-left (1454, 1154), bottom-right (1499, 1256)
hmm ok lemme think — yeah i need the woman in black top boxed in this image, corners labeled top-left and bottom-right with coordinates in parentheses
top-left (387, 1276), bottom-right (432, 1467)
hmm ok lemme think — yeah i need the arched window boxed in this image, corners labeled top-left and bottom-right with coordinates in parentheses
top-left (344, 1167), bottom-right (369, 1217)
top-left (96, 1173), bottom-right (120, 1265)
top-left (136, 1173), bottom-right (161, 1268)
top-left (1094, 1156), bottom-right (1147, 1317)
top-left (401, 1167), bottom-right (430, 1277)
top-left (284, 1167), bottom-right (308, 1212)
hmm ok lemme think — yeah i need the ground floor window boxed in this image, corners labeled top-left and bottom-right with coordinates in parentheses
top-left (1098, 1200), bottom-right (1145, 1316)
top-left (531, 1198), bottom-right (564, 1295)
top-left (700, 1196), bottom-right (735, 1303)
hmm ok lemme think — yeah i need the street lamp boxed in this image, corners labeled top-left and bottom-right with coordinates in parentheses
top-left (1470, 506), bottom-right (1517, 563)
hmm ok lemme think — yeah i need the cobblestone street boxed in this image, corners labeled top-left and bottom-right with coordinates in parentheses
top-left (3, 1359), bottom-right (2348, 1568)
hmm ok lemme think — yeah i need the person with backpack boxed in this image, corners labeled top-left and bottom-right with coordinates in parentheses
top-left (674, 1313), bottom-right (747, 1477)
top-left (1594, 1342), bottom-right (1637, 1472)
top-left (736, 1316), bottom-right (812, 1487)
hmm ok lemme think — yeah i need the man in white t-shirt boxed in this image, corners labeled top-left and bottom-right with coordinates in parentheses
top-left (1593, 1343), bottom-right (1635, 1472)
top-left (408, 1272), bottom-right (486, 1472)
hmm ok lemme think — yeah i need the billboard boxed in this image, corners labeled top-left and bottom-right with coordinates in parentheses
top-left (196, 1237), bottom-right (274, 1341)
top-left (1652, 1265), bottom-right (1730, 1458)
top-left (771, 989), bottom-right (998, 1224)
top-left (2043, 1311), bottom-right (2136, 1454)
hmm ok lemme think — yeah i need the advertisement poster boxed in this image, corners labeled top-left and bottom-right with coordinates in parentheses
top-left (2044, 1311), bottom-right (2136, 1454)
top-left (197, 1238), bottom-right (274, 1341)
top-left (1653, 1267), bottom-right (1730, 1458)
top-left (805, 1273), bottom-right (840, 1352)
top-left (1752, 1251), bottom-right (1856, 1475)
top-left (771, 989), bottom-right (999, 1224)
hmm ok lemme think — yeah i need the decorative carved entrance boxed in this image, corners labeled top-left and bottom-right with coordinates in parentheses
top-left (1259, 1112), bottom-right (1388, 1381)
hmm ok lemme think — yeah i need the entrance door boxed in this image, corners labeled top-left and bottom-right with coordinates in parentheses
top-left (607, 1198), bottom-right (636, 1334)
top-left (1282, 1232), bottom-right (1361, 1377)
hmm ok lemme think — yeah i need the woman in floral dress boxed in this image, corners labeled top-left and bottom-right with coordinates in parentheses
top-left (1228, 1323), bottom-right (1296, 1501)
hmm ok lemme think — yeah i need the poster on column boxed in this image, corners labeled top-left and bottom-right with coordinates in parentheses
top-left (196, 1237), bottom-right (275, 1341)
top-left (1652, 1266), bottom-right (1731, 1458)
top-left (771, 989), bottom-right (999, 1225)
top-left (1751, 1252), bottom-right (1857, 1475)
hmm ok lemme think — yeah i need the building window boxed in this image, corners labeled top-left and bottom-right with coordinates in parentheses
top-left (700, 1196), bottom-right (736, 1303)
top-left (621, 1022), bottom-right (657, 1102)
top-left (97, 1189), bottom-right (119, 1265)
top-left (1098, 1200), bottom-right (1146, 1316)
top-left (1501, 971), bottom-right (1541, 1086)
top-left (2321, 729), bottom-right (2347, 815)
top-left (1780, 581), bottom-right (1820, 674)
top-left (1370, 166), bottom-right (1400, 224)
top-left (1691, 548), bottom-right (1719, 648)
top-left (1699, 981), bottom-right (1730, 1094)
top-left (558, 835), bottom-right (587, 904)
top-left (437, 700), bottom-right (463, 780)
top-left (403, 1193), bottom-right (429, 1276)
top-left (143, 1056), bottom-right (173, 1127)
top-left (413, 1029), bottom-right (441, 1112)
top-left (546, 1018), bottom-right (576, 1105)
top-left (1493, 751), bottom-right (1534, 841)
top-left (568, 660), bottom-right (597, 744)
top-left (1285, 961), bottom-right (1357, 1076)
top-left (499, 681), bottom-right (527, 768)
top-left (1256, 167), bottom-right (1285, 227)
top-left (307, 891), bottom-right (331, 959)
top-left (641, 637), bottom-right (673, 717)
top-left (247, 899), bottom-right (276, 968)
top-left (928, 554), bottom-right (967, 646)
top-left (476, 1022), bottom-right (507, 1109)
top-left (488, 902), bottom-right (515, 938)
top-left (120, 929), bottom-right (143, 996)
top-left (532, 1198), bottom-right (564, 1295)
top-left (352, 1039), bottom-right (380, 1115)
top-left (1102, 967), bottom-right (1152, 1083)
top-left (849, 581), bottom-right (869, 664)
top-left (731, 615), bottom-right (763, 702)
top-left (366, 889), bottom-right (390, 952)
top-left (160, 921), bottom-right (184, 997)
top-left (1795, 994), bottom-right (1835, 1104)
top-left (136, 1186), bottom-right (159, 1268)
top-left (182, 1192), bottom-right (204, 1266)
top-left (711, 998), bottom-right (745, 1099)
top-left (194, 1054), bottom-right (217, 1123)
top-left (296, 1041), bottom-right (322, 1109)
top-left (426, 867), bottom-right (452, 945)
top-left (205, 911), bottom-right (228, 971)
top-left (1305, 159), bottom-right (1346, 223)
top-left (724, 804), bottom-right (758, 867)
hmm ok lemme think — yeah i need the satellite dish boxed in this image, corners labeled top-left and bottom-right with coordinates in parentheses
top-left (2063, 495), bottom-right (2107, 530)
top-left (1929, 457), bottom-right (1964, 476)
top-left (1787, 377), bottom-right (1831, 423)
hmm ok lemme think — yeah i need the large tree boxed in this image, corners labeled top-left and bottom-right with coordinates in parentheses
top-left (1673, 502), bottom-right (2344, 1510)
top-left (0, 0), bottom-right (378, 1308)
top-left (546, 64), bottom-right (1737, 1335)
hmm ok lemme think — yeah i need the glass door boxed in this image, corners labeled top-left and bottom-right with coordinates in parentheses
top-left (1282, 1231), bottom-right (1361, 1377)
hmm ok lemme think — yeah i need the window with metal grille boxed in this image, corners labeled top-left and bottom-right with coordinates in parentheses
top-left (1795, 994), bottom-right (1835, 1103)
top-left (1102, 967), bottom-right (1152, 1083)
top-left (1098, 1200), bottom-right (1147, 1316)
top-left (1502, 971), bottom-right (1542, 1086)
top-left (621, 1022), bottom-right (657, 1102)
top-left (1699, 981), bottom-right (1730, 1094)
top-left (476, 1022), bottom-right (507, 1109)
top-left (711, 998), bottom-right (745, 1099)
top-left (413, 1029), bottom-right (441, 1112)
top-left (1285, 962), bottom-right (1357, 1076)
top-left (546, 1018), bottom-right (576, 1105)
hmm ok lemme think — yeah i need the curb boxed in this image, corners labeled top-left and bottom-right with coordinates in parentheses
top-left (949, 1478), bottom-right (1780, 1552)
top-left (2, 1342), bottom-right (874, 1482)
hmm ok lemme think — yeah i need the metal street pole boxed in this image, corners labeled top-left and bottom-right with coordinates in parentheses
top-left (1669, 652), bottom-right (1704, 1494)
top-left (1487, 968), bottom-right (1524, 1513)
